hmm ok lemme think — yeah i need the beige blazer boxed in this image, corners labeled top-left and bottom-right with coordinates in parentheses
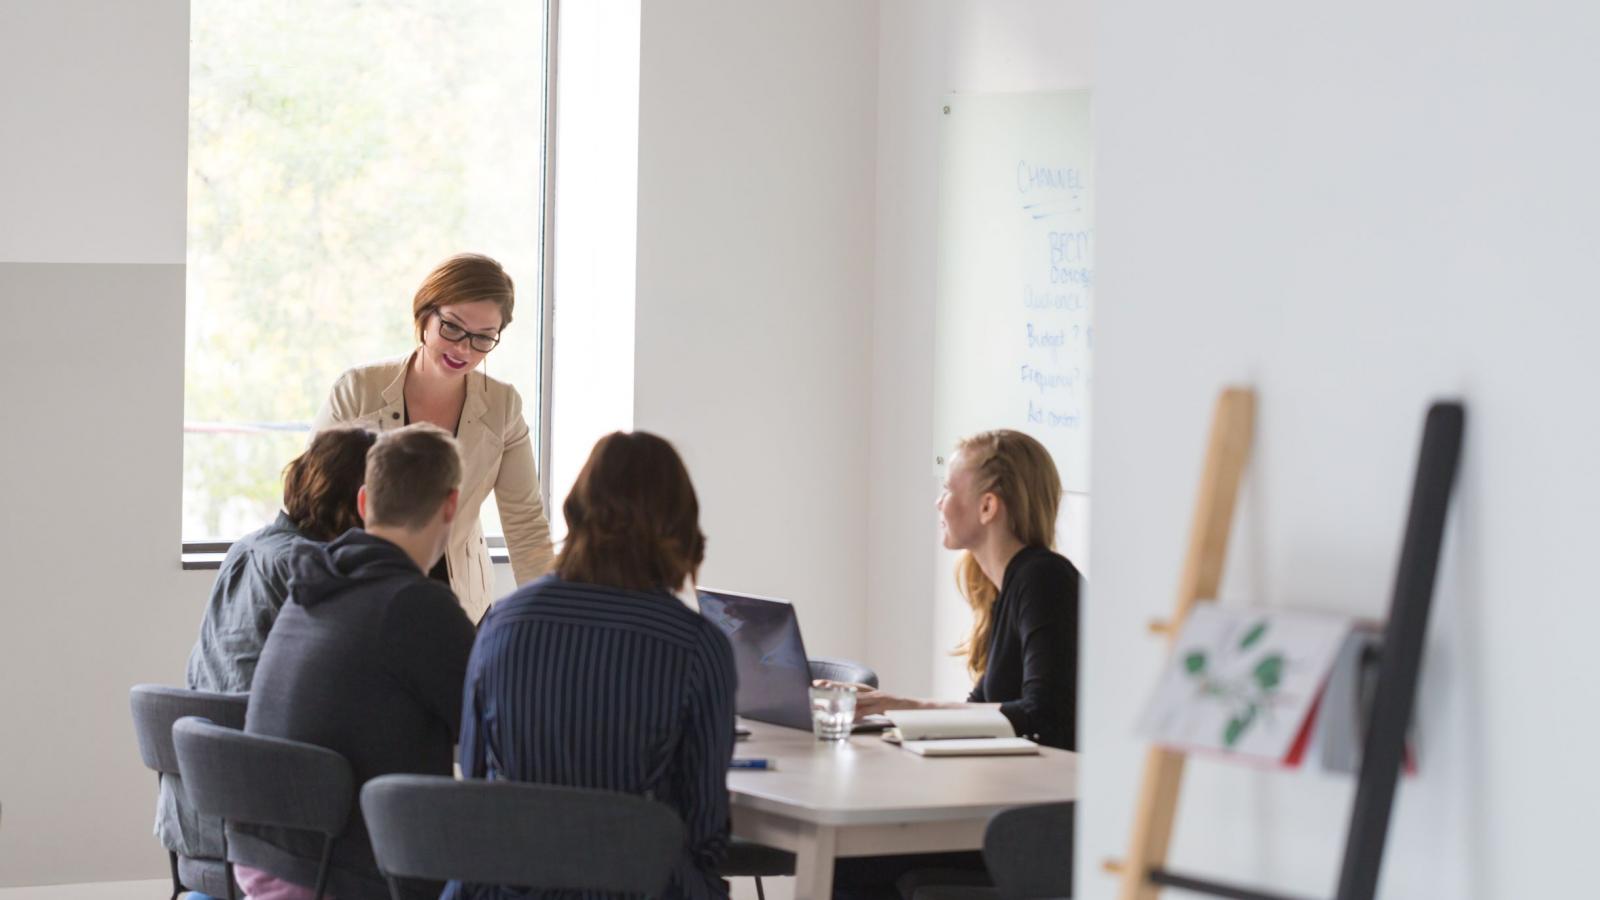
top-left (312, 353), bottom-right (555, 622)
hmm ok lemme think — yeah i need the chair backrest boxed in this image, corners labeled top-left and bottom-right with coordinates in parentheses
top-left (808, 656), bottom-right (879, 689)
top-left (983, 803), bottom-right (1073, 900)
top-left (172, 716), bottom-right (355, 838)
top-left (130, 684), bottom-right (248, 776)
top-left (361, 774), bottom-right (685, 893)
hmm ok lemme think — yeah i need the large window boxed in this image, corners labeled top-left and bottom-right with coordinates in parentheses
top-left (183, 0), bottom-right (552, 544)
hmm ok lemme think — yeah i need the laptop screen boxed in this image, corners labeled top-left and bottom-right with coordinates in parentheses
top-left (698, 588), bottom-right (813, 730)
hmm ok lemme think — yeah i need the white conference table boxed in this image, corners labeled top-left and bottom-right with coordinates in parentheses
top-left (726, 720), bottom-right (1079, 900)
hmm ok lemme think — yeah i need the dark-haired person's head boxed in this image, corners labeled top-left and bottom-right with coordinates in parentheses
top-left (357, 424), bottom-right (463, 573)
top-left (557, 431), bottom-right (706, 593)
top-left (282, 426), bottom-right (379, 541)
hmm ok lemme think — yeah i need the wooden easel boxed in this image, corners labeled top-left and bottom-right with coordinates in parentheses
top-left (1108, 391), bottom-right (1464, 900)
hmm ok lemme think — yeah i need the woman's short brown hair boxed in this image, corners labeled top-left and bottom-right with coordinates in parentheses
top-left (557, 432), bottom-right (706, 593)
top-left (283, 426), bottom-right (379, 541)
top-left (412, 253), bottom-right (515, 341)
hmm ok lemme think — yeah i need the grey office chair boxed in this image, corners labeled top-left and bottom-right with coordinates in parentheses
top-left (720, 657), bottom-right (881, 900)
top-left (897, 803), bottom-right (1074, 900)
top-left (808, 656), bottom-right (880, 688)
top-left (361, 774), bottom-right (684, 900)
top-left (129, 684), bottom-right (247, 900)
top-left (172, 716), bottom-right (355, 900)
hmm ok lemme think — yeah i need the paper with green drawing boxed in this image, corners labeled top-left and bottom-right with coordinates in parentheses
top-left (1136, 606), bottom-right (1352, 763)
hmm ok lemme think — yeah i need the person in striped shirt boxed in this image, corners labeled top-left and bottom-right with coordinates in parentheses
top-left (446, 431), bottom-right (737, 900)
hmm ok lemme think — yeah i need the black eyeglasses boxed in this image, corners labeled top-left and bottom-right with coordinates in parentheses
top-left (435, 312), bottom-right (501, 353)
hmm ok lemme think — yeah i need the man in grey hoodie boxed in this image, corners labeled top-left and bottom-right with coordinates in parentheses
top-left (235, 424), bottom-right (476, 900)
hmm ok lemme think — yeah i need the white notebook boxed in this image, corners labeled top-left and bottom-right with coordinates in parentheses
top-left (884, 708), bottom-right (1016, 742)
top-left (902, 737), bottom-right (1040, 757)
top-left (884, 709), bottom-right (1037, 755)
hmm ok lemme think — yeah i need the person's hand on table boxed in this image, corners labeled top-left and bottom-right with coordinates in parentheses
top-left (812, 679), bottom-right (926, 720)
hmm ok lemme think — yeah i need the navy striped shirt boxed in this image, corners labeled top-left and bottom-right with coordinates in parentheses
top-left (445, 575), bottom-right (737, 900)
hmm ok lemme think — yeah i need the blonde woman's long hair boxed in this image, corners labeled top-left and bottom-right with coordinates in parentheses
top-left (951, 430), bottom-right (1063, 678)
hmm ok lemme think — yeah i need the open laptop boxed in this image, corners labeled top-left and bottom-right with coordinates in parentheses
top-left (698, 588), bottom-right (888, 733)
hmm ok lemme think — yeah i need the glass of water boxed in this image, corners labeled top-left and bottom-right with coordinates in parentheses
top-left (809, 683), bottom-right (857, 741)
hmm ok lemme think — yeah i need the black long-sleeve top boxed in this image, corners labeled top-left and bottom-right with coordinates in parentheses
top-left (446, 575), bottom-right (738, 900)
top-left (967, 545), bottom-right (1081, 751)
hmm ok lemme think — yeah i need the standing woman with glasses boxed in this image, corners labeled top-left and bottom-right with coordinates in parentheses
top-left (312, 253), bottom-right (555, 622)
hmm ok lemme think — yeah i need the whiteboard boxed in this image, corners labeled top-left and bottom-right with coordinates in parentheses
top-left (934, 90), bottom-right (1093, 574)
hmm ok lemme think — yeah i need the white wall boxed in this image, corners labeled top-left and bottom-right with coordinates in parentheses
top-left (0, 3), bottom-right (203, 885)
top-left (0, 2), bottom-right (188, 266)
top-left (634, 0), bottom-right (879, 661)
top-left (548, 0), bottom-right (642, 539)
top-left (868, 0), bottom-right (1094, 696)
top-left (1082, 2), bottom-right (1600, 898)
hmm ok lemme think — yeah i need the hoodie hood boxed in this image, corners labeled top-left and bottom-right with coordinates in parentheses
top-left (289, 529), bottom-right (422, 607)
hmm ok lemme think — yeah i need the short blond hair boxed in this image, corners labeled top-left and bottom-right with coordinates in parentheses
top-left (364, 424), bottom-right (463, 529)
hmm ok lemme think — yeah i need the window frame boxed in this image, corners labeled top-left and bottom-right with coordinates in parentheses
top-left (181, 0), bottom-right (561, 570)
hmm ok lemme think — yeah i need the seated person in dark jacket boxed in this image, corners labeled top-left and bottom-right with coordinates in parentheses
top-left (158, 426), bottom-right (377, 887)
top-left (237, 424), bottom-right (477, 900)
top-left (444, 431), bottom-right (737, 900)
top-left (186, 425), bottom-right (378, 692)
top-left (817, 429), bottom-right (1082, 900)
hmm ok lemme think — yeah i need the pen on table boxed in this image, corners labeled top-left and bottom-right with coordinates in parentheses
top-left (730, 758), bottom-right (776, 770)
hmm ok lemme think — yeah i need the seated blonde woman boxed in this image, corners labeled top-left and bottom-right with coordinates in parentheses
top-left (821, 429), bottom-right (1081, 900)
